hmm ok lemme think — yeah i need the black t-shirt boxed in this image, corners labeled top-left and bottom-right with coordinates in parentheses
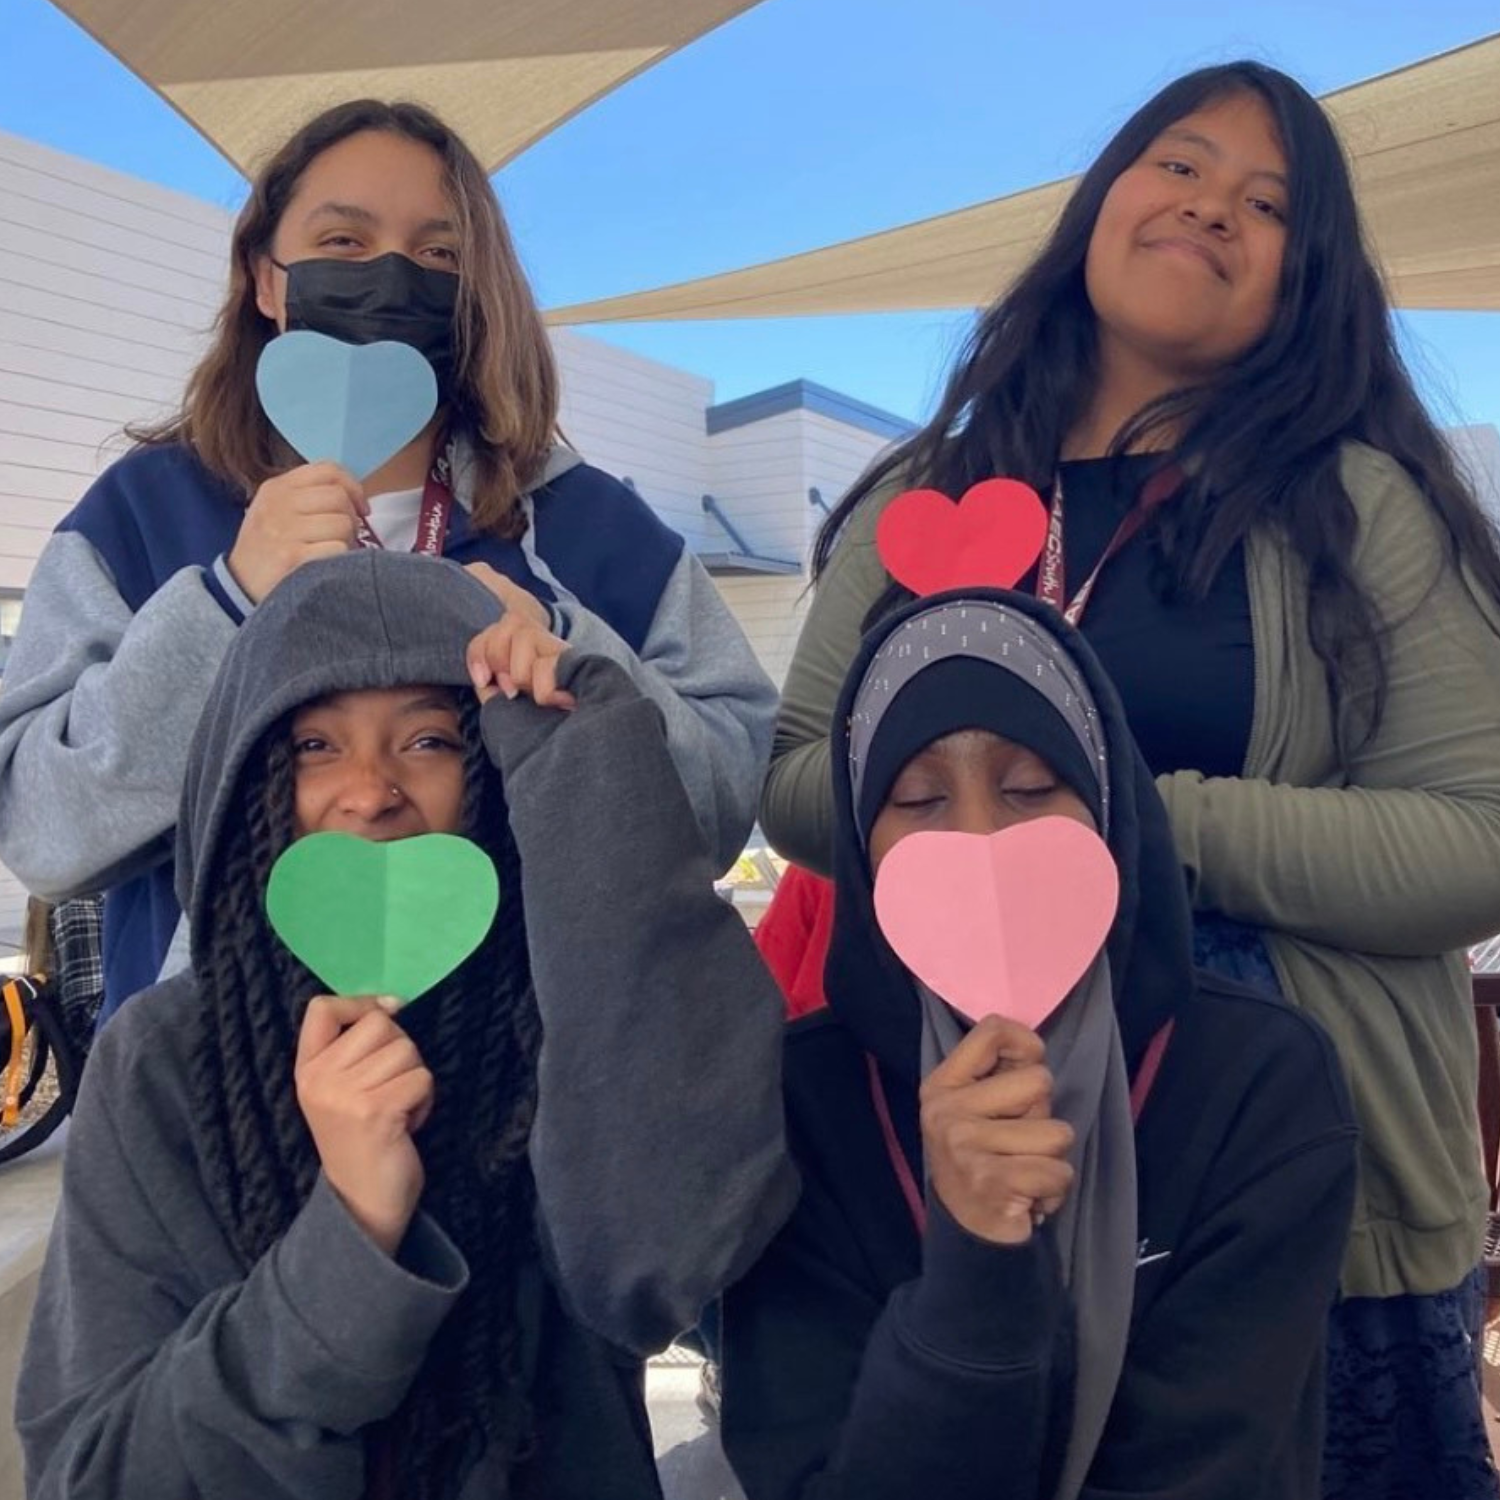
top-left (1029, 456), bottom-right (1255, 780)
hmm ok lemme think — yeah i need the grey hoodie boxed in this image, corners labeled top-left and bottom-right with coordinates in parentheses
top-left (17, 549), bottom-right (797, 1499)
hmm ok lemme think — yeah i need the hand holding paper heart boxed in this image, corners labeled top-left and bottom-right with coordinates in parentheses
top-left (266, 831), bottom-right (500, 1004)
top-left (873, 818), bottom-right (1119, 1028)
top-left (876, 478), bottom-right (1048, 597)
top-left (227, 462), bottom-right (368, 605)
top-left (256, 330), bottom-right (438, 479)
top-left (294, 994), bottom-right (432, 1255)
top-left (920, 1015), bottom-right (1078, 1245)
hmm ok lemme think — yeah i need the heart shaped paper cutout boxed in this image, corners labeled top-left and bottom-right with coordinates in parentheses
top-left (876, 478), bottom-right (1048, 597)
top-left (266, 832), bottom-right (499, 1004)
top-left (256, 331), bottom-right (438, 479)
top-left (873, 818), bottom-right (1118, 1029)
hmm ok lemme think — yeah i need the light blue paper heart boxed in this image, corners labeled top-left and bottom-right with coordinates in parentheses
top-left (255, 331), bottom-right (438, 479)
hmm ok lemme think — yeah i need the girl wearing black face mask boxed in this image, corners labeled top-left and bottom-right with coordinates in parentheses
top-left (0, 99), bottom-right (777, 1027)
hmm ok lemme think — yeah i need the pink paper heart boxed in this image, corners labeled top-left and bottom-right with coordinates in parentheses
top-left (873, 819), bottom-right (1119, 1029)
top-left (876, 478), bottom-right (1048, 598)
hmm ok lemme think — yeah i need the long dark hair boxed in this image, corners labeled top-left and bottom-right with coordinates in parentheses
top-left (186, 696), bottom-right (540, 1499)
top-left (132, 99), bottom-right (559, 538)
top-left (816, 61), bottom-right (1500, 752)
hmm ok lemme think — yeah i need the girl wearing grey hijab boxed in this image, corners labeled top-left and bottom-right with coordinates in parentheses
top-left (722, 588), bottom-right (1357, 1500)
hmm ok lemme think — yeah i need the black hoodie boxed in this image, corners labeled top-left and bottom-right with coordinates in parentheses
top-left (721, 589), bottom-right (1357, 1500)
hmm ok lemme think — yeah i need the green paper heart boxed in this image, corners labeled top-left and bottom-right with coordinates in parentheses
top-left (265, 832), bottom-right (500, 1004)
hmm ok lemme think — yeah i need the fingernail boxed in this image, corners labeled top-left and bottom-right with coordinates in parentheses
top-left (498, 673), bottom-right (519, 701)
top-left (375, 996), bottom-right (401, 1013)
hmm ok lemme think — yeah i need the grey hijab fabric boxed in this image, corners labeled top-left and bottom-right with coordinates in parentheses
top-left (859, 603), bottom-right (1137, 1500)
top-left (918, 972), bottom-right (1134, 1500)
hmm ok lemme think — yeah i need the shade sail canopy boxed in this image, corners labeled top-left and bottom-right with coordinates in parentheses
top-left (547, 32), bottom-right (1500, 321)
top-left (51, 0), bottom-right (763, 174)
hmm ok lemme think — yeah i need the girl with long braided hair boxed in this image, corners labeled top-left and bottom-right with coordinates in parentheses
top-left (18, 550), bottom-right (796, 1500)
top-left (190, 693), bottom-right (540, 1500)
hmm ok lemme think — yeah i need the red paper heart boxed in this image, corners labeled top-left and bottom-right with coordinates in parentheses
top-left (876, 478), bottom-right (1048, 597)
top-left (873, 819), bottom-right (1119, 1029)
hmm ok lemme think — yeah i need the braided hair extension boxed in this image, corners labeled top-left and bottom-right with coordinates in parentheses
top-left (187, 730), bottom-right (314, 1248)
top-left (186, 694), bottom-right (541, 1498)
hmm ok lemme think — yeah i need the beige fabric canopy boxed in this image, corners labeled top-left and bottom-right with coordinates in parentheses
top-left (52, 0), bottom-right (763, 174)
top-left (548, 32), bottom-right (1500, 321)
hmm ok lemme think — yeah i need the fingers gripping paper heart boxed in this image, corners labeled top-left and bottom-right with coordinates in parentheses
top-left (873, 819), bottom-right (1119, 1028)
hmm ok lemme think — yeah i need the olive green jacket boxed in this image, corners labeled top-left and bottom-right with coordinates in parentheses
top-left (763, 441), bottom-right (1500, 1297)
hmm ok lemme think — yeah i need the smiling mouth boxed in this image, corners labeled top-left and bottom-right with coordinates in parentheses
top-left (1145, 237), bottom-right (1228, 281)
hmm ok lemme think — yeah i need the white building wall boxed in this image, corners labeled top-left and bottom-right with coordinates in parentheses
top-left (802, 410), bottom-right (892, 529)
top-left (706, 411), bottom-right (813, 562)
top-left (707, 408), bottom-right (892, 563)
top-left (550, 327), bottom-right (715, 549)
top-left (713, 575), bottom-right (810, 689)
top-left (0, 132), bottom-right (229, 596)
top-left (704, 405), bottom-right (897, 683)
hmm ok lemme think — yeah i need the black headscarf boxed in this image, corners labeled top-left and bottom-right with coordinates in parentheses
top-left (826, 586), bottom-right (1195, 1108)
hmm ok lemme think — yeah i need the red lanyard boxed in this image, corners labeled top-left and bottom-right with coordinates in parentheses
top-left (354, 440), bottom-right (454, 557)
top-left (867, 1019), bottom-right (1176, 1237)
top-left (1037, 465), bottom-right (1182, 626)
top-left (868, 1053), bottom-right (928, 1232)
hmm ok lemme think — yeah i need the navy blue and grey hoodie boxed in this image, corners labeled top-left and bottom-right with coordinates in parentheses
top-left (0, 441), bottom-right (777, 1018)
top-left (17, 549), bottom-right (798, 1499)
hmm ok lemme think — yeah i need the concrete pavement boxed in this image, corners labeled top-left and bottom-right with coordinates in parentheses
top-left (649, 1357), bottom-right (746, 1500)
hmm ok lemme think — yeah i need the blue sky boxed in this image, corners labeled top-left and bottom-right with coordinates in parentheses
top-left (1, 0), bottom-right (1496, 428)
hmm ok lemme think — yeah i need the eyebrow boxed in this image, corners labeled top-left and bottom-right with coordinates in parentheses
top-left (303, 201), bottom-right (379, 227)
top-left (1160, 127), bottom-right (1288, 188)
top-left (301, 202), bottom-right (457, 236)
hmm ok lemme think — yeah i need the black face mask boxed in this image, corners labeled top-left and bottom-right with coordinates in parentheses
top-left (273, 252), bottom-right (460, 394)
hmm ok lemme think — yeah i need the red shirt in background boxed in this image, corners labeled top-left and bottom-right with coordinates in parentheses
top-left (753, 865), bottom-right (835, 1020)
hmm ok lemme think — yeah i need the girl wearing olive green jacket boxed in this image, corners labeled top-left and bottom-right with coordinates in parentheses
top-left (764, 63), bottom-right (1500, 1500)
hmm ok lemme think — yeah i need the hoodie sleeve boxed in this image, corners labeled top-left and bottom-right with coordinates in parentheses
top-left (480, 653), bottom-right (798, 1354)
top-left (16, 1009), bottom-right (467, 1500)
top-left (553, 547), bottom-right (778, 873)
top-left (1156, 448), bottom-right (1500, 956)
top-left (760, 479), bottom-right (900, 874)
top-left (722, 1194), bottom-right (1064, 1500)
top-left (0, 527), bottom-right (239, 899)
